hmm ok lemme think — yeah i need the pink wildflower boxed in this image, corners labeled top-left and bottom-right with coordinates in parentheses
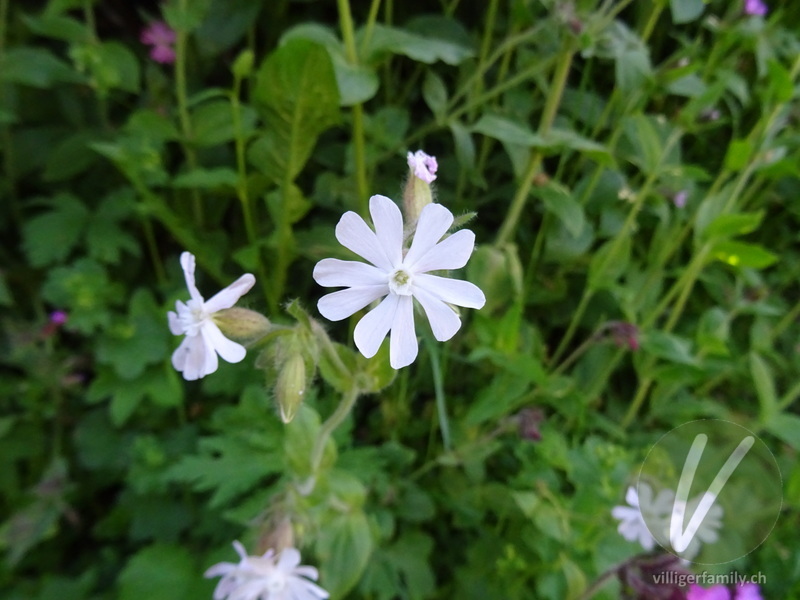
top-left (140, 21), bottom-right (176, 64)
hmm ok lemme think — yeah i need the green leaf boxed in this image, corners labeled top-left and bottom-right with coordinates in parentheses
top-left (641, 330), bottom-right (696, 365)
top-left (43, 130), bottom-right (105, 181)
top-left (172, 167), bottom-right (239, 189)
top-left (669, 0), bottom-right (706, 24)
top-left (355, 343), bottom-right (397, 393)
top-left (449, 120), bottom-right (476, 173)
top-left (22, 194), bottom-right (88, 267)
top-left (317, 510), bottom-right (374, 599)
top-left (536, 181), bottom-right (586, 238)
top-left (96, 290), bottom-right (168, 380)
top-left (471, 113), bottom-right (543, 147)
top-left (118, 544), bottom-right (202, 600)
top-left (724, 139), bottom-right (752, 171)
top-left (702, 211), bottom-right (764, 241)
top-left (763, 414), bottom-right (800, 452)
top-left (191, 100), bottom-right (257, 147)
top-left (750, 353), bottom-right (778, 424)
top-left (252, 39), bottom-right (340, 183)
top-left (85, 190), bottom-right (140, 264)
top-left (588, 236), bottom-right (631, 290)
top-left (0, 47), bottom-right (81, 87)
top-left (72, 41), bottom-right (140, 93)
top-left (318, 342), bottom-right (360, 393)
top-left (284, 405), bottom-right (324, 477)
top-left (422, 71), bottom-right (447, 123)
top-left (22, 14), bottom-right (91, 43)
top-left (710, 240), bottom-right (778, 269)
top-left (364, 22), bottom-right (475, 66)
top-left (163, 0), bottom-right (212, 32)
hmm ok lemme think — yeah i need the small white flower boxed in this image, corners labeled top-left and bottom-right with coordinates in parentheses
top-left (313, 194), bottom-right (485, 369)
top-left (167, 252), bottom-right (255, 381)
top-left (407, 150), bottom-right (438, 183)
top-left (611, 483), bottom-right (673, 551)
top-left (670, 491), bottom-right (724, 559)
top-left (205, 541), bottom-right (329, 600)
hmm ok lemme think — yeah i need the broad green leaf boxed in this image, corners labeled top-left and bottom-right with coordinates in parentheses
top-left (43, 130), bottom-right (105, 181)
top-left (172, 167), bottom-right (239, 189)
top-left (364, 22), bottom-right (474, 66)
top-left (536, 181), bottom-right (586, 238)
top-left (162, 0), bottom-right (212, 32)
top-left (71, 41), bottom-right (140, 93)
top-left (702, 211), bottom-right (764, 241)
top-left (764, 414), bottom-right (800, 452)
top-left (588, 236), bottom-right (631, 290)
top-left (22, 14), bottom-right (91, 43)
top-left (317, 510), bottom-right (374, 599)
top-left (195, 0), bottom-right (262, 57)
top-left (750, 353), bottom-right (777, 424)
top-left (0, 47), bottom-right (81, 87)
top-left (640, 331), bottom-right (696, 365)
top-left (669, 0), bottom-right (705, 24)
top-left (724, 139), bottom-right (752, 171)
top-left (85, 190), bottom-right (140, 264)
top-left (284, 405), bottom-right (324, 477)
top-left (472, 113), bottom-right (543, 147)
top-left (622, 114), bottom-right (665, 175)
top-left (22, 194), bottom-right (88, 267)
top-left (449, 120), bottom-right (476, 173)
top-left (318, 342), bottom-right (360, 393)
top-left (118, 544), bottom-right (202, 600)
top-left (710, 240), bottom-right (778, 269)
top-left (191, 100), bottom-right (257, 147)
top-left (355, 344), bottom-right (396, 393)
top-left (252, 39), bottom-right (340, 183)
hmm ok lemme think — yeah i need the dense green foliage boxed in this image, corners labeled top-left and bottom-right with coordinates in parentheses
top-left (2, 0), bottom-right (800, 598)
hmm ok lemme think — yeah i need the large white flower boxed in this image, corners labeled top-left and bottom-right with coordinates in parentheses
top-left (167, 252), bottom-right (255, 381)
top-left (205, 541), bottom-right (328, 600)
top-left (313, 195), bottom-right (485, 369)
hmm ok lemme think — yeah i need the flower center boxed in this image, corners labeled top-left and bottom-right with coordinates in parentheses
top-left (388, 268), bottom-right (414, 296)
top-left (178, 298), bottom-right (208, 336)
top-left (265, 571), bottom-right (287, 593)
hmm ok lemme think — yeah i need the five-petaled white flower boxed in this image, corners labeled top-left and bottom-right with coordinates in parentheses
top-left (313, 195), bottom-right (485, 369)
top-left (407, 150), bottom-right (438, 183)
top-left (205, 541), bottom-right (329, 600)
top-left (168, 252), bottom-right (255, 381)
top-left (611, 483), bottom-right (673, 551)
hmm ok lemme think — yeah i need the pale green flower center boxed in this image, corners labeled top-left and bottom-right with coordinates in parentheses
top-left (389, 268), bottom-right (413, 296)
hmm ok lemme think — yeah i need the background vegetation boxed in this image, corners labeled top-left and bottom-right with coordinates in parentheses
top-left (2, 0), bottom-right (800, 598)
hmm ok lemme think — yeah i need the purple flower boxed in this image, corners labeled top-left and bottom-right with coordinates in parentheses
top-left (672, 190), bottom-right (688, 209)
top-left (50, 310), bottom-right (68, 325)
top-left (407, 150), bottom-right (438, 183)
top-left (140, 21), bottom-right (176, 64)
top-left (735, 583), bottom-right (763, 600)
top-left (688, 585), bottom-right (731, 600)
top-left (744, 0), bottom-right (768, 16)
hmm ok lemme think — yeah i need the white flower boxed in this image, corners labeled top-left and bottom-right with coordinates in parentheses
top-left (205, 541), bottom-right (328, 600)
top-left (407, 150), bottom-right (438, 183)
top-left (611, 483), bottom-right (674, 551)
top-left (167, 252), bottom-right (255, 381)
top-left (669, 491), bottom-right (724, 559)
top-left (313, 195), bottom-right (485, 369)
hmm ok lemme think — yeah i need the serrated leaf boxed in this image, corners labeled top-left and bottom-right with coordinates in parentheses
top-left (22, 194), bottom-right (88, 267)
top-left (85, 190), bottom-right (139, 264)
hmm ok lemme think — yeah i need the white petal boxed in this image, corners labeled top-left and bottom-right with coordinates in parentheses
top-left (403, 203), bottom-right (453, 267)
top-left (626, 485), bottom-right (640, 508)
top-left (204, 561), bottom-right (237, 578)
top-left (204, 273), bottom-right (256, 313)
top-left (335, 210), bottom-right (393, 271)
top-left (390, 295), bottom-right (417, 369)
top-left (202, 322), bottom-right (246, 363)
top-left (276, 547), bottom-right (301, 573)
top-left (313, 258), bottom-right (387, 288)
top-left (289, 577), bottom-right (330, 599)
top-left (180, 251), bottom-right (203, 303)
top-left (172, 335), bottom-right (218, 381)
top-left (408, 229), bottom-right (475, 273)
top-left (168, 309), bottom-right (183, 335)
top-left (317, 285), bottom-right (388, 321)
top-left (369, 195), bottom-right (404, 266)
top-left (232, 540), bottom-right (248, 562)
top-left (413, 285), bottom-right (461, 342)
top-left (414, 274), bottom-right (486, 309)
top-left (353, 294), bottom-right (398, 358)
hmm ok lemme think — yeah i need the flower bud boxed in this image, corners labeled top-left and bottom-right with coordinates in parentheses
top-left (403, 150), bottom-right (437, 226)
top-left (275, 353), bottom-right (307, 424)
top-left (212, 307), bottom-right (271, 344)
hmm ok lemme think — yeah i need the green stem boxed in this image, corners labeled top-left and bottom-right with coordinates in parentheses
top-left (495, 44), bottom-right (574, 246)
top-left (174, 1), bottom-right (203, 226)
top-left (359, 0), bottom-right (382, 56)
top-left (338, 0), bottom-right (368, 214)
top-left (427, 339), bottom-right (451, 451)
top-left (309, 386), bottom-right (361, 476)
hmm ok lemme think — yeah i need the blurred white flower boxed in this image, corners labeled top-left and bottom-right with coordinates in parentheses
top-left (205, 541), bottom-right (328, 600)
top-left (670, 491), bottom-right (724, 559)
top-left (314, 194), bottom-right (485, 369)
top-left (407, 149), bottom-right (438, 183)
top-left (168, 252), bottom-right (255, 381)
top-left (611, 483), bottom-right (674, 551)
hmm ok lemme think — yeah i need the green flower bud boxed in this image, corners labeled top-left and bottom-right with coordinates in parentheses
top-left (275, 353), bottom-right (307, 424)
top-left (232, 49), bottom-right (254, 79)
top-left (213, 307), bottom-right (271, 344)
